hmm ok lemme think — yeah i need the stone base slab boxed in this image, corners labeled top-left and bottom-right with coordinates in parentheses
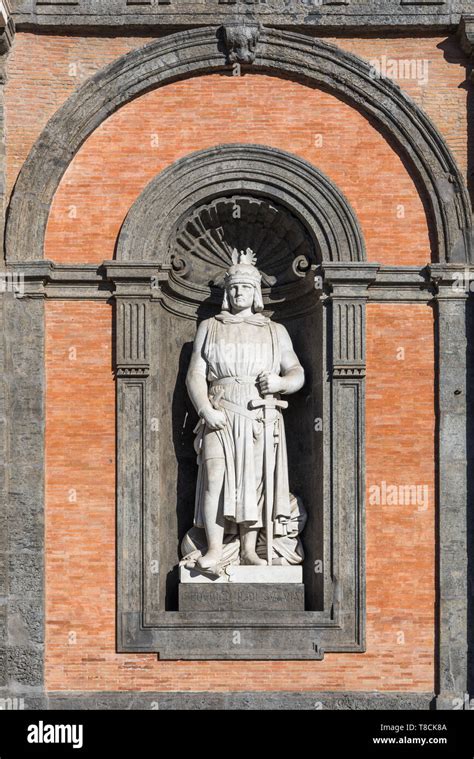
top-left (179, 565), bottom-right (303, 583)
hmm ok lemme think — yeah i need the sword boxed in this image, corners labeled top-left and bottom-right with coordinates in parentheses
top-left (249, 395), bottom-right (288, 565)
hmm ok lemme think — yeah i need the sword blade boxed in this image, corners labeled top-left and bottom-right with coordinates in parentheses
top-left (263, 408), bottom-right (275, 566)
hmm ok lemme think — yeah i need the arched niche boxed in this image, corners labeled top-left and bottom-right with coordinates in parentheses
top-left (116, 144), bottom-right (366, 317)
top-left (112, 145), bottom-right (370, 659)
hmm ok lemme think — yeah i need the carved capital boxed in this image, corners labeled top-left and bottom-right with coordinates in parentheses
top-left (332, 366), bottom-right (366, 378)
top-left (116, 366), bottom-right (150, 379)
top-left (322, 263), bottom-right (379, 299)
top-left (221, 21), bottom-right (261, 65)
top-left (428, 263), bottom-right (471, 300)
top-left (331, 299), bottom-right (366, 378)
top-left (115, 298), bottom-right (150, 377)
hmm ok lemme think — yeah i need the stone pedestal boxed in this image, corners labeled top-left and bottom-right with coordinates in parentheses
top-left (179, 565), bottom-right (305, 611)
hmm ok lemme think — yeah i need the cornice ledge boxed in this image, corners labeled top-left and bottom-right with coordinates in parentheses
top-left (428, 262), bottom-right (473, 297)
top-left (321, 262), bottom-right (380, 294)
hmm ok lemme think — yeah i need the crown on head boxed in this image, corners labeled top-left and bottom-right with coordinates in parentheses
top-left (225, 247), bottom-right (261, 287)
top-left (231, 248), bottom-right (257, 267)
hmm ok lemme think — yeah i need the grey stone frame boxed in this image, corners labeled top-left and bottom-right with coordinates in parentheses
top-left (112, 144), bottom-right (368, 659)
top-left (0, 19), bottom-right (471, 702)
top-left (10, 0), bottom-right (474, 33)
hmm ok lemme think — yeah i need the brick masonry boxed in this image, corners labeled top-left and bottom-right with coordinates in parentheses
top-left (43, 300), bottom-right (435, 692)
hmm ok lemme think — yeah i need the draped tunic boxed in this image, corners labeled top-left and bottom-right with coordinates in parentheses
top-left (193, 311), bottom-right (292, 534)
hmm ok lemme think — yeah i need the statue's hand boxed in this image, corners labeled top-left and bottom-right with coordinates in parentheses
top-left (257, 371), bottom-right (284, 396)
top-left (201, 407), bottom-right (227, 431)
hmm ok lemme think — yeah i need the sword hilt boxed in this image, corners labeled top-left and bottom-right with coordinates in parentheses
top-left (249, 397), bottom-right (288, 411)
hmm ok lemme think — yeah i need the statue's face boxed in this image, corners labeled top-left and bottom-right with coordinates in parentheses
top-left (228, 282), bottom-right (254, 312)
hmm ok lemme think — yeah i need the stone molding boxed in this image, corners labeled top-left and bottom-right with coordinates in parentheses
top-left (117, 145), bottom-right (365, 268)
top-left (0, 689), bottom-right (438, 710)
top-left (6, 260), bottom-right (468, 302)
top-left (10, 0), bottom-right (473, 31)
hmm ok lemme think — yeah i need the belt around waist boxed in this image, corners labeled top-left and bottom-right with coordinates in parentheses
top-left (210, 376), bottom-right (257, 386)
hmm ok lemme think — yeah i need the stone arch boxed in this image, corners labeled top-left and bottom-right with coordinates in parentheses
top-left (5, 25), bottom-right (473, 263)
top-left (116, 143), bottom-right (365, 316)
top-left (116, 143), bottom-right (366, 265)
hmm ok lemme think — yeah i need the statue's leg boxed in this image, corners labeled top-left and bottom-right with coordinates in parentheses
top-left (240, 525), bottom-right (267, 566)
top-left (197, 458), bottom-right (226, 570)
top-left (239, 423), bottom-right (266, 566)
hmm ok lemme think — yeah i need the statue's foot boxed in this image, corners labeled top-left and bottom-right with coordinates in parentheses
top-left (241, 551), bottom-right (267, 566)
top-left (197, 549), bottom-right (223, 570)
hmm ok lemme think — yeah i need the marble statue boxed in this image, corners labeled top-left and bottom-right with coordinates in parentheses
top-left (183, 248), bottom-right (305, 574)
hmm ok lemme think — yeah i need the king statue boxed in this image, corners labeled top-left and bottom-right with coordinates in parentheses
top-left (184, 249), bottom-right (306, 573)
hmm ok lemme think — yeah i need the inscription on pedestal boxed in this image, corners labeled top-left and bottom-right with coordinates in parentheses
top-left (179, 583), bottom-right (305, 612)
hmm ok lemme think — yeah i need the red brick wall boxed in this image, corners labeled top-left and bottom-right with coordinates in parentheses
top-left (45, 301), bottom-right (434, 692)
top-left (42, 72), bottom-right (430, 267)
top-left (7, 31), bottom-right (442, 692)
